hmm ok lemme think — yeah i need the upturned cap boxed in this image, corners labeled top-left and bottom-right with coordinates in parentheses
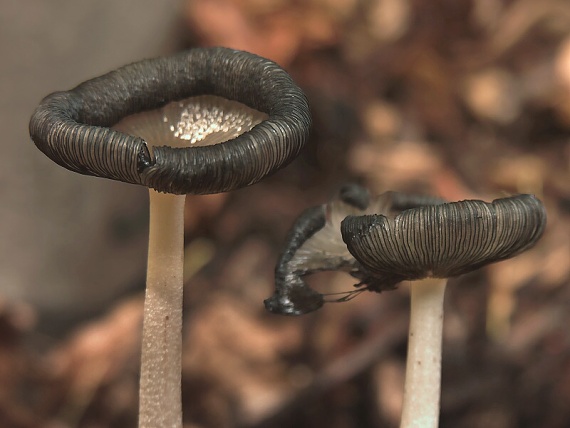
top-left (29, 47), bottom-right (311, 195)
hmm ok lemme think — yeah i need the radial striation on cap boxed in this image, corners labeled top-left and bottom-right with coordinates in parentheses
top-left (29, 47), bottom-right (311, 195)
top-left (341, 194), bottom-right (547, 289)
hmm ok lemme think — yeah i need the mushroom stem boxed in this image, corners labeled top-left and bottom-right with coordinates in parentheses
top-left (400, 278), bottom-right (447, 428)
top-left (139, 189), bottom-right (185, 428)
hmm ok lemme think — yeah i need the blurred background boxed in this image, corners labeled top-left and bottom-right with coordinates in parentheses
top-left (1, 0), bottom-right (569, 426)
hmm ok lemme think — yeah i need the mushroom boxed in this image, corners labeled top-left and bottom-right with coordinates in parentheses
top-left (265, 184), bottom-right (546, 428)
top-left (29, 47), bottom-right (311, 428)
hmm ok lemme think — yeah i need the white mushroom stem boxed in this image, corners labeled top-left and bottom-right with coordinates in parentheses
top-left (139, 190), bottom-right (185, 428)
top-left (400, 278), bottom-right (447, 428)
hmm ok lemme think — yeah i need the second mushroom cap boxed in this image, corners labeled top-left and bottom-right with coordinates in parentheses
top-left (341, 194), bottom-right (546, 288)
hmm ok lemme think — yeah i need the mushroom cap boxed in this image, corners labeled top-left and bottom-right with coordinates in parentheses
top-left (341, 194), bottom-right (546, 289)
top-left (29, 47), bottom-right (311, 194)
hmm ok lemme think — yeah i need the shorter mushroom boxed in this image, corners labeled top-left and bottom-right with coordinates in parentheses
top-left (265, 184), bottom-right (546, 428)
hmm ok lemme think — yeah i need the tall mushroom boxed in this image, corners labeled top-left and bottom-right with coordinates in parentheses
top-left (265, 184), bottom-right (546, 428)
top-left (29, 47), bottom-right (311, 428)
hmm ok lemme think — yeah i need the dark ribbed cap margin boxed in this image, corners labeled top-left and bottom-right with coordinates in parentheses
top-left (29, 47), bottom-right (311, 195)
top-left (341, 194), bottom-right (546, 289)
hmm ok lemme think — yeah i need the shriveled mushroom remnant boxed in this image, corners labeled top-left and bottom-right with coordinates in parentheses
top-left (29, 47), bottom-right (311, 428)
top-left (265, 184), bottom-right (546, 428)
top-left (265, 184), bottom-right (446, 315)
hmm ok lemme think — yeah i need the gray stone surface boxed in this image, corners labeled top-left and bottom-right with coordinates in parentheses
top-left (0, 0), bottom-right (182, 321)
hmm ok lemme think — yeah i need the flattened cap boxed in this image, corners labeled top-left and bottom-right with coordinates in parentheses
top-left (341, 194), bottom-right (546, 288)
